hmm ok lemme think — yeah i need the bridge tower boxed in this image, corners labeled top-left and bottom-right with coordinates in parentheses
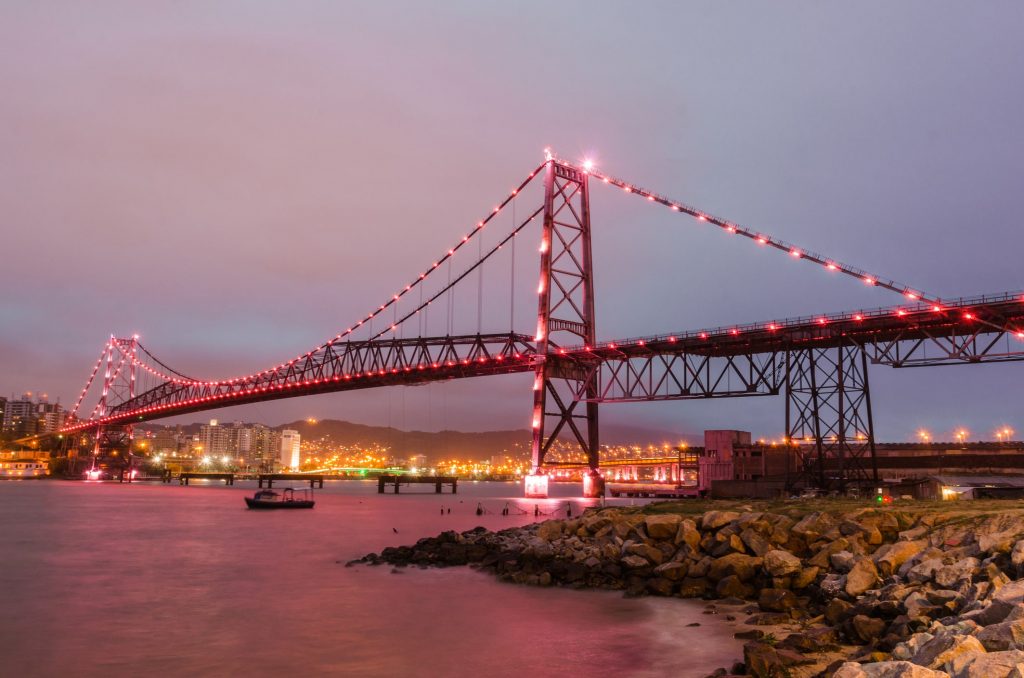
top-left (526, 158), bottom-right (603, 498)
top-left (785, 345), bottom-right (879, 490)
top-left (89, 336), bottom-right (138, 473)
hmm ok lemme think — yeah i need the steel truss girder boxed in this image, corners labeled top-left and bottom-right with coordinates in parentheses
top-left (786, 345), bottom-right (878, 489)
top-left (99, 333), bottom-right (536, 424)
top-left (531, 161), bottom-right (599, 470)
top-left (868, 325), bottom-right (1024, 367)
top-left (561, 350), bottom-right (784, 402)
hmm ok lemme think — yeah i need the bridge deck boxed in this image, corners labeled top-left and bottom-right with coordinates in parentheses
top-left (61, 292), bottom-right (1023, 433)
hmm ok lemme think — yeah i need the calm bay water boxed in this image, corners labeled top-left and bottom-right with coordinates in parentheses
top-left (0, 480), bottom-right (742, 677)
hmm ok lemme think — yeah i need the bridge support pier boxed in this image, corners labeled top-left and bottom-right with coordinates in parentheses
top-left (785, 345), bottom-right (878, 491)
top-left (527, 159), bottom-right (603, 498)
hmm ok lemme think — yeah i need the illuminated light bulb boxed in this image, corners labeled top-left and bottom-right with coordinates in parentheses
top-left (493, 206), bottom-right (499, 213)
top-left (854, 314), bottom-right (864, 321)
top-left (826, 263), bottom-right (838, 271)
top-left (1017, 332), bottom-right (1024, 340)
top-left (669, 336), bottom-right (677, 342)
top-left (896, 310), bottom-right (907, 317)
top-left (726, 225), bottom-right (737, 233)
top-left (624, 187), bottom-right (631, 193)
top-left (817, 318), bottom-right (827, 325)
top-left (964, 313), bottom-right (974, 320)
top-left (647, 195), bottom-right (654, 201)
top-left (932, 306), bottom-right (941, 312)
top-left (730, 329), bottom-right (739, 335)
top-left (790, 249), bottom-right (802, 258)
top-left (608, 342), bottom-right (616, 349)
top-left (697, 215), bottom-right (707, 222)
top-left (768, 324), bottom-right (777, 331)
top-left (757, 237), bottom-right (767, 245)
top-left (905, 292), bottom-right (918, 300)
top-left (582, 159), bottom-right (593, 171)
top-left (864, 277), bottom-right (875, 285)
top-left (671, 205), bottom-right (680, 211)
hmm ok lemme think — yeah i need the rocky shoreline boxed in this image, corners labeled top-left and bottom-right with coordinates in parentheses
top-left (351, 501), bottom-right (1024, 677)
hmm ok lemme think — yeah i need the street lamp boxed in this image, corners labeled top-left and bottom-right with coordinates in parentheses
top-left (955, 429), bottom-right (968, 446)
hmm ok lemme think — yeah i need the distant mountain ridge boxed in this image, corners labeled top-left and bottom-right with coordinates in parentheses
top-left (141, 418), bottom-right (690, 461)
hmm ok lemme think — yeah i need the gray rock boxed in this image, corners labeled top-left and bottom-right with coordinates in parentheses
top-left (832, 550), bottom-right (857, 573)
top-left (763, 549), bottom-right (802, 577)
top-left (911, 633), bottom-right (986, 670)
top-left (908, 559), bottom-right (944, 584)
top-left (847, 558), bottom-right (880, 597)
top-left (701, 510), bottom-right (741, 531)
top-left (948, 649), bottom-right (1024, 678)
top-left (935, 558), bottom-right (980, 589)
top-left (833, 660), bottom-right (953, 677)
top-left (977, 620), bottom-right (1024, 651)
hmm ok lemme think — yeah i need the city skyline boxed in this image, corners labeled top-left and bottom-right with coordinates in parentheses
top-left (2, 3), bottom-right (1023, 441)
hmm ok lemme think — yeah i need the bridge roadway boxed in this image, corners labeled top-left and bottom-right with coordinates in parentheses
top-left (61, 292), bottom-right (1024, 434)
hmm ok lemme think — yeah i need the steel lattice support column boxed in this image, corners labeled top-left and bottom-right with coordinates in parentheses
top-left (785, 345), bottom-right (878, 490)
top-left (529, 161), bottom-right (600, 492)
top-left (92, 336), bottom-right (138, 468)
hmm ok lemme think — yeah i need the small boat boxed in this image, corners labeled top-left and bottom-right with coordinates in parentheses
top-left (245, 487), bottom-right (315, 510)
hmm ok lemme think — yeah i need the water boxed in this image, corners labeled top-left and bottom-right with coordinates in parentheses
top-left (0, 480), bottom-right (743, 677)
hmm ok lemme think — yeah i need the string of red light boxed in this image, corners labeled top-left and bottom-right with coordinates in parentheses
top-left (119, 162), bottom-right (546, 388)
top-left (576, 156), bottom-right (1021, 337)
top-left (578, 157), bottom-right (938, 306)
top-left (68, 347), bottom-right (107, 417)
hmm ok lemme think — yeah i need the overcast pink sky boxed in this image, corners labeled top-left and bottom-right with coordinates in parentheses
top-left (2, 2), bottom-right (1022, 441)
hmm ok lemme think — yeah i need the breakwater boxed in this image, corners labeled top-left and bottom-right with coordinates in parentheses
top-left (355, 500), bottom-right (1024, 677)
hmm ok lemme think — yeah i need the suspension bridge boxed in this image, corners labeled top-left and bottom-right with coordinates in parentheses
top-left (59, 151), bottom-right (1024, 496)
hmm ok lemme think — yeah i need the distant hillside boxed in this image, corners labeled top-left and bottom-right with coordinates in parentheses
top-left (278, 419), bottom-right (528, 460)
top-left (140, 417), bottom-right (691, 461)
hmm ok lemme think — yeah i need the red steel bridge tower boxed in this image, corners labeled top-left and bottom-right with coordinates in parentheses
top-left (528, 158), bottom-right (602, 497)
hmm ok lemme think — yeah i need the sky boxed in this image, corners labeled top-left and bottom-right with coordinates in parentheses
top-left (1, 2), bottom-right (1023, 443)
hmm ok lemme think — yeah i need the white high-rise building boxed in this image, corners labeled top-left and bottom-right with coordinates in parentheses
top-left (279, 430), bottom-right (301, 470)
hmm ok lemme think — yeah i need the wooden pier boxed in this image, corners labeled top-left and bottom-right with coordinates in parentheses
top-left (179, 472), bottom-right (235, 486)
top-left (378, 475), bottom-right (457, 494)
top-left (258, 473), bottom-right (324, 489)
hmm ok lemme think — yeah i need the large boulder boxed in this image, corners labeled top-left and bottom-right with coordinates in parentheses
top-left (1012, 540), bottom-right (1024, 568)
top-left (674, 519), bottom-right (701, 551)
top-left (707, 553), bottom-right (762, 582)
top-left (935, 558), bottom-right (980, 589)
top-left (911, 634), bottom-right (986, 670)
top-left (701, 510), bottom-right (741, 531)
top-left (652, 561), bottom-right (688, 581)
top-left (833, 660), bottom-right (955, 677)
top-left (741, 528), bottom-right (772, 557)
top-left (978, 620), bottom-right (1024, 652)
top-left (793, 566), bottom-right (820, 589)
top-left (810, 537), bottom-right (851, 568)
top-left (627, 542), bottom-right (665, 565)
top-left (536, 520), bottom-right (563, 542)
top-left (764, 549), bottom-right (803, 577)
top-left (875, 540), bottom-right (928, 577)
top-left (716, 574), bottom-right (754, 599)
top-left (948, 649), bottom-right (1024, 678)
top-left (847, 558), bottom-right (880, 597)
top-left (643, 513), bottom-right (682, 540)
top-left (852, 614), bottom-right (887, 643)
top-left (758, 588), bottom-right (798, 612)
top-left (677, 577), bottom-right (708, 598)
top-left (792, 512), bottom-right (836, 543)
top-left (907, 559), bottom-right (944, 584)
